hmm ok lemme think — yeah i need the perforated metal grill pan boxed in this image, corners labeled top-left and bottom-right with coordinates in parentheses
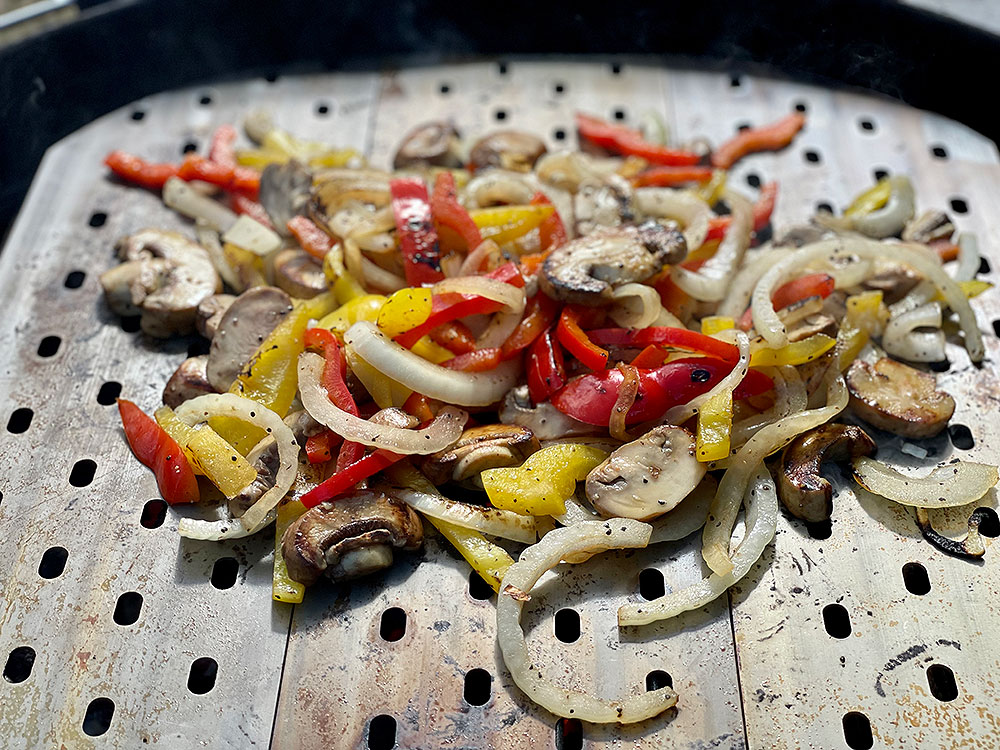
top-left (1, 61), bottom-right (998, 750)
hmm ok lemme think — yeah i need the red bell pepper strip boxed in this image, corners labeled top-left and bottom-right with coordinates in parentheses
top-left (428, 321), bottom-right (477, 354)
top-left (530, 192), bottom-right (568, 251)
top-left (230, 194), bottom-right (274, 228)
top-left (527, 330), bottom-right (567, 403)
top-left (518, 250), bottom-right (550, 278)
top-left (632, 166), bottom-right (715, 187)
top-left (105, 151), bottom-right (179, 191)
top-left (575, 113), bottom-right (701, 166)
top-left (117, 399), bottom-right (199, 505)
top-left (305, 430), bottom-right (343, 464)
top-left (706, 182), bottom-right (778, 241)
top-left (304, 328), bottom-right (356, 413)
top-left (301, 449), bottom-right (405, 508)
top-left (230, 167), bottom-right (261, 200)
top-left (711, 112), bottom-right (806, 169)
top-left (403, 392), bottom-right (438, 423)
top-left (208, 124), bottom-right (238, 169)
top-left (500, 292), bottom-right (560, 359)
top-left (556, 307), bottom-right (609, 371)
top-left (630, 345), bottom-right (669, 369)
top-left (586, 326), bottom-right (740, 363)
top-left (177, 153), bottom-right (233, 185)
top-left (440, 347), bottom-right (502, 372)
top-left (929, 238), bottom-right (960, 263)
top-left (393, 263), bottom-right (524, 349)
top-left (431, 172), bottom-right (483, 252)
top-left (550, 358), bottom-right (773, 427)
top-left (390, 177), bottom-right (445, 286)
top-left (288, 216), bottom-right (334, 260)
top-left (737, 272), bottom-right (835, 330)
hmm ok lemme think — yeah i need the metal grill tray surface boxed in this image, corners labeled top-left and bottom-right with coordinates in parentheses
top-left (1, 61), bottom-right (998, 750)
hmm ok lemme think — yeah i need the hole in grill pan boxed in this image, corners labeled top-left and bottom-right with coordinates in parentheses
top-left (806, 519), bottom-right (832, 539)
top-left (495, 109), bottom-right (507, 121)
top-left (438, 82), bottom-right (450, 94)
top-left (928, 358), bottom-right (950, 373)
top-left (3, 646), bottom-right (35, 683)
top-left (554, 82), bottom-right (566, 94)
top-left (901, 562), bottom-right (931, 595)
top-left (613, 108), bottom-right (626, 120)
top-left (97, 381), bottom-right (122, 405)
top-left (858, 118), bottom-right (876, 132)
top-left (950, 197), bottom-right (968, 214)
top-left (38, 546), bottom-right (68, 579)
top-left (979, 256), bottom-right (991, 275)
top-left (816, 202), bottom-right (833, 213)
top-left (823, 603), bottom-right (852, 638)
top-left (931, 144), bottom-right (948, 159)
top-left (211, 557), bottom-right (239, 589)
top-left (794, 101), bottom-right (808, 112)
top-left (140, 499), bottom-right (167, 529)
top-left (993, 320), bottom-right (1000, 338)
top-left (610, 62), bottom-right (622, 75)
top-left (975, 507), bottom-right (1000, 538)
top-left (468, 571), bottom-right (494, 600)
top-left (379, 607), bottom-right (407, 642)
top-left (842, 711), bottom-right (874, 749)
top-left (554, 608), bottom-right (581, 643)
top-left (646, 670), bottom-right (673, 691)
top-left (121, 316), bottom-right (141, 333)
top-left (639, 568), bottom-right (665, 600)
top-left (70, 459), bottom-right (96, 487)
top-left (315, 102), bottom-right (330, 116)
top-left (746, 173), bottom-right (761, 188)
top-left (948, 424), bottom-right (974, 450)
top-left (555, 718), bottom-right (583, 750)
top-left (37, 336), bottom-right (61, 357)
top-left (729, 74), bottom-right (742, 87)
top-left (736, 122), bottom-right (752, 132)
top-left (367, 714), bottom-right (396, 750)
top-left (82, 697), bottom-right (115, 736)
top-left (198, 94), bottom-right (212, 106)
top-left (182, 141), bottom-right (199, 154)
top-left (187, 657), bottom-right (218, 694)
top-left (264, 71), bottom-right (279, 83)
top-left (873, 168), bottom-right (889, 181)
top-left (927, 663), bottom-right (958, 701)
top-left (88, 212), bottom-right (106, 227)
top-left (553, 128), bottom-right (566, 141)
top-left (64, 270), bottom-right (86, 288)
top-left (130, 110), bottom-right (145, 121)
top-left (6, 407), bottom-right (33, 434)
top-left (463, 668), bottom-right (492, 706)
top-left (113, 592), bottom-right (143, 625)
top-left (803, 149), bottom-right (821, 164)
top-left (497, 61), bottom-right (508, 75)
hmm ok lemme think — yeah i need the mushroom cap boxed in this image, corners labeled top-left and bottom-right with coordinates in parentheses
top-left (421, 424), bottom-right (540, 485)
top-left (499, 386), bottom-right (597, 441)
top-left (392, 121), bottom-right (463, 170)
top-left (196, 294), bottom-right (236, 339)
top-left (846, 357), bottom-right (955, 438)
top-left (585, 426), bottom-right (706, 521)
top-left (259, 160), bottom-right (312, 236)
top-left (162, 355), bottom-right (218, 408)
top-left (272, 248), bottom-right (327, 299)
top-left (469, 130), bottom-right (547, 173)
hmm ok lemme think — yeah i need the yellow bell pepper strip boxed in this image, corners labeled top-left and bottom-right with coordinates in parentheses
top-left (835, 326), bottom-right (869, 371)
top-left (468, 204), bottom-right (554, 246)
top-left (845, 290), bottom-right (887, 336)
top-left (933, 279), bottom-right (993, 302)
top-left (222, 242), bottom-right (266, 289)
top-left (844, 178), bottom-right (892, 217)
top-left (376, 287), bottom-right (433, 338)
top-left (410, 336), bottom-right (455, 364)
top-left (696, 389), bottom-right (733, 462)
top-left (385, 463), bottom-right (513, 592)
top-left (694, 169), bottom-right (728, 206)
top-left (701, 316), bottom-right (736, 336)
top-left (273, 500), bottom-right (308, 603)
top-left (684, 238), bottom-right (721, 265)
top-left (344, 345), bottom-right (412, 409)
top-left (185, 426), bottom-right (259, 498)
top-left (749, 333), bottom-right (836, 367)
top-left (236, 127), bottom-right (361, 169)
top-left (317, 294), bottom-right (386, 338)
top-left (154, 405), bottom-right (202, 471)
top-left (322, 243), bottom-right (367, 303)
top-left (481, 444), bottom-right (609, 516)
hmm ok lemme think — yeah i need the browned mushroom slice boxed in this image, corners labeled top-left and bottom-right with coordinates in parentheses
top-left (469, 130), bottom-right (547, 172)
top-left (846, 357), bottom-right (955, 438)
top-left (862, 267), bottom-right (922, 305)
top-left (585, 426), bottom-right (705, 521)
top-left (259, 160), bottom-right (312, 235)
top-left (309, 168), bottom-right (392, 224)
top-left (499, 386), bottom-right (597, 441)
top-left (196, 293), bottom-right (236, 339)
top-left (901, 209), bottom-right (954, 244)
top-left (281, 490), bottom-right (423, 585)
top-left (162, 355), bottom-right (218, 408)
top-left (272, 248), bottom-right (327, 299)
top-left (778, 424), bottom-right (876, 522)
top-left (573, 174), bottom-right (635, 236)
top-left (393, 121), bottom-right (463, 170)
top-left (538, 222), bottom-right (686, 305)
top-left (421, 424), bottom-right (540, 485)
top-left (206, 286), bottom-right (293, 391)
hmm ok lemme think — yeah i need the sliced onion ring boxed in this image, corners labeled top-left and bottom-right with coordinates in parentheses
top-left (852, 456), bottom-right (998, 508)
top-left (345, 321), bottom-right (520, 406)
top-left (382, 485), bottom-right (537, 544)
top-left (299, 352), bottom-right (466, 454)
top-left (608, 283), bottom-right (663, 329)
top-left (175, 393), bottom-right (297, 535)
top-left (432, 276), bottom-right (526, 315)
top-left (496, 518), bottom-right (678, 723)
top-left (634, 187), bottom-right (711, 251)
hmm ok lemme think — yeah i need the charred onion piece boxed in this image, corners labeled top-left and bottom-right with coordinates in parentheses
top-left (393, 121), bottom-right (463, 170)
top-left (778, 424), bottom-right (876, 522)
top-left (421, 424), bottom-right (540, 485)
top-left (914, 506), bottom-right (988, 560)
top-left (846, 357), bottom-right (955, 439)
top-left (469, 130), bottom-right (547, 172)
top-left (539, 222), bottom-right (686, 305)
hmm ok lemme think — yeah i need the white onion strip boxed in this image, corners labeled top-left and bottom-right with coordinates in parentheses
top-left (717, 247), bottom-right (793, 319)
top-left (882, 302), bottom-right (946, 362)
top-left (385, 486), bottom-right (537, 543)
top-left (619, 465), bottom-right (777, 626)
top-left (751, 238), bottom-right (984, 361)
top-left (670, 189), bottom-right (753, 302)
top-left (163, 177), bottom-right (237, 232)
top-left (299, 352), bottom-right (466, 454)
top-left (496, 519), bottom-right (678, 722)
top-left (459, 240), bottom-right (501, 276)
top-left (608, 283), bottom-right (663, 329)
top-left (702, 371), bottom-right (848, 576)
top-left (345, 321), bottom-right (520, 406)
top-left (955, 232), bottom-right (980, 283)
top-left (634, 187), bottom-right (711, 251)
top-left (853, 457), bottom-right (998, 508)
top-left (432, 276), bottom-right (526, 315)
top-left (175, 393), bottom-right (297, 536)
top-left (648, 475), bottom-right (717, 544)
top-left (661, 330), bottom-right (750, 427)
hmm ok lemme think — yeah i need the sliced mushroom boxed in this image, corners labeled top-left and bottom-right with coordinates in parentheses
top-left (902, 209), bottom-right (954, 244)
top-left (778, 424), bottom-right (876, 522)
top-left (310, 168), bottom-right (392, 224)
top-left (539, 221), bottom-right (686, 305)
top-left (787, 312), bottom-right (838, 342)
top-left (846, 357), bottom-right (955, 438)
top-left (196, 293), bottom-right (236, 339)
top-left (100, 229), bottom-right (222, 337)
top-left (573, 174), bottom-right (635, 236)
top-left (421, 424), bottom-right (540, 485)
top-left (281, 490), bottom-right (423, 585)
top-left (500, 385), bottom-right (597, 441)
top-left (162, 355), bottom-right (218, 408)
top-left (469, 130), bottom-right (547, 172)
top-left (585, 426), bottom-right (706, 521)
top-left (259, 160), bottom-right (312, 235)
top-left (861, 267), bottom-right (921, 305)
top-left (272, 249), bottom-right (327, 299)
top-left (393, 121), bottom-right (464, 170)
top-left (206, 286), bottom-right (293, 391)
